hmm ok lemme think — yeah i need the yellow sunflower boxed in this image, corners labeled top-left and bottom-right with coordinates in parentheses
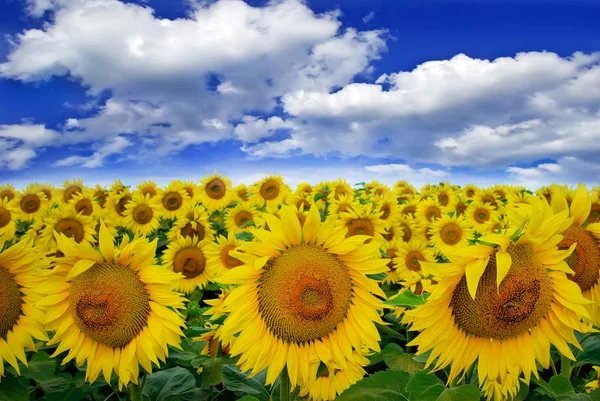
top-left (136, 180), bottom-right (159, 199)
top-left (400, 199), bottom-right (419, 217)
top-left (428, 214), bottom-right (473, 254)
top-left (42, 222), bottom-right (186, 387)
top-left (366, 180), bottom-right (390, 197)
top-left (158, 182), bottom-right (191, 219)
top-left (435, 183), bottom-right (457, 208)
top-left (122, 193), bottom-right (162, 236)
top-left (199, 173), bottom-right (233, 211)
top-left (295, 182), bottom-right (314, 197)
top-left (286, 192), bottom-right (313, 213)
top-left (392, 238), bottom-right (435, 285)
top-left (251, 175), bottom-right (288, 209)
top-left (551, 184), bottom-right (600, 324)
top-left (465, 201), bottom-right (499, 235)
top-left (167, 204), bottom-right (213, 245)
top-left (373, 193), bottom-right (400, 229)
top-left (394, 183), bottom-right (417, 203)
top-left (329, 179), bottom-right (353, 201)
top-left (215, 205), bottom-right (388, 388)
top-left (0, 238), bottom-right (50, 377)
top-left (474, 188), bottom-right (502, 210)
top-left (328, 194), bottom-right (357, 217)
top-left (338, 203), bottom-right (387, 244)
top-left (298, 350), bottom-right (369, 401)
top-left (415, 198), bottom-right (447, 224)
top-left (0, 197), bottom-right (19, 241)
top-left (67, 189), bottom-right (100, 218)
top-left (29, 182), bottom-right (58, 205)
top-left (93, 208), bottom-right (119, 240)
top-left (462, 184), bottom-right (479, 200)
top-left (588, 190), bottom-right (600, 224)
top-left (105, 188), bottom-right (132, 226)
top-left (225, 203), bottom-right (259, 234)
top-left (162, 235), bottom-right (211, 294)
top-left (403, 196), bottom-right (592, 400)
top-left (0, 184), bottom-right (16, 202)
top-left (233, 183), bottom-right (251, 203)
top-left (205, 233), bottom-right (245, 281)
top-left (15, 189), bottom-right (49, 222)
top-left (92, 185), bottom-right (109, 208)
top-left (61, 179), bottom-right (84, 205)
top-left (110, 179), bottom-right (127, 194)
top-left (586, 367), bottom-right (600, 393)
top-left (39, 208), bottom-right (96, 253)
top-left (178, 180), bottom-right (200, 202)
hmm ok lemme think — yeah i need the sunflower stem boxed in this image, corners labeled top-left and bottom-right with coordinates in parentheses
top-left (550, 358), bottom-right (558, 376)
top-left (560, 355), bottom-right (572, 379)
top-left (280, 366), bottom-right (290, 401)
top-left (216, 342), bottom-right (223, 358)
top-left (128, 381), bottom-right (143, 401)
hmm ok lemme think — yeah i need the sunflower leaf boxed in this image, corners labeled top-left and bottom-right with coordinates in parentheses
top-left (384, 291), bottom-right (430, 308)
top-left (0, 374), bottom-right (28, 401)
top-left (336, 370), bottom-right (410, 400)
top-left (143, 367), bottom-right (197, 401)
top-left (222, 365), bottom-right (270, 401)
top-left (21, 351), bottom-right (56, 383)
top-left (406, 370), bottom-right (445, 401)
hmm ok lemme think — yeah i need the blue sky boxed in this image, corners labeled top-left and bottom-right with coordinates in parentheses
top-left (1, 0), bottom-right (599, 189)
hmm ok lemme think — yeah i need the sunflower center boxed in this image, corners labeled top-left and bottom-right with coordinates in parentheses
top-left (76, 199), bottom-right (94, 216)
top-left (455, 202), bottom-right (467, 215)
top-left (163, 193), bottom-right (182, 211)
top-left (440, 223), bottom-right (462, 245)
top-left (588, 205), bottom-right (600, 224)
top-left (400, 223), bottom-right (412, 242)
top-left (94, 190), bottom-right (107, 207)
top-left (70, 262), bottom-right (151, 348)
top-left (0, 208), bottom-right (11, 228)
top-left (55, 218), bottom-right (85, 243)
top-left (174, 247), bottom-right (206, 278)
top-left (238, 189), bottom-right (249, 201)
top-left (260, 180), bottom-right (281, 201)
top-left (207, 179), bottom-right (226, 200)
top-left (335, 187), bottom-right (348, 200)
top-left (221, 245), bottom-right (244, 269)
top-left (181, 222), bottom-right (206, 241)
top-left (20, 194), bottom-right (41, 214)
top-left (0, 190), bottom-right (15, 201)
top-left (402, 206), bottom-right (416, 216)
top-left (346, 219), bottom-right (374, 237)
top-left (475, 209), bottom-right (490, 224)
top-left (481, 195), bottom-right (498, 208)
top-left (450, 244), bottom-right (553, 340)
top-left (141, 187), bottom-right (157, 198)
top-left (133, 204), bottom-right (153, 225)
top-left (258, 245), bottom-right (352, 343)
top-left (0, 266), bottom-right (23, 340)
top-left (41, 189), bottom-right (52, 201)
top-left (387, 249), bottom-right (397, 270)
top-left (558, 226), bottom-right (600, 292)
top-left (380, 204), bottom-right (391, 220)
top-left (116, 196), bottom-right (131, 216)
top-left (467, 189), bottom-right (475, 197)
top-left (405, 251), bottom-right (425, 272)
top-left (438, 194), bottom-right (449, 206)
top-left (64, 185), bottom-right (82, 203)
top-left (425, 206), bottom-right (441, 222)
top-left (235, 211), bottom-right (253, 228)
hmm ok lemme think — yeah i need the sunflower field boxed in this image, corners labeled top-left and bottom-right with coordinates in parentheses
top-left (1, 177), bottom-right (600, 401)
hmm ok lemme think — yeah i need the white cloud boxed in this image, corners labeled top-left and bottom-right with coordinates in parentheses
top-left (234, 116), bottom-right (294, 143)
top-left (362, 11), bottom-right (375, 24)
top-left (54, 136), bottom-right (132, 168)
top-left (506, 157), bottom-right (600, 188)
top-left (0, 123), bottom-right (58, 146)
top-left (365, 163), bottom-right (414, 174)
top-left (0, 144), bottom-right (37, 170)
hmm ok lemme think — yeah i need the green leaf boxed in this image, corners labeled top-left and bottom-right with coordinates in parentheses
top-left (384, 291), bottom-right (430, 308)
top-left (436, 385), bottom-right (481, 401)
top-left (376, 323), bottom-right (406, 341)
top-left (222, 365), bottom-right (269, 401)
top-left (239, 397), bottom-right (260, 401)
top-left (39, 373), bottom-right (73, 393)
top-left (143, 367), bottom-right (197, 401)
top-left (574, 336), bottom-right (600, 368)
top-left (367, 273), bottom-right (388, 281)
top-left (314, 193), bottom-right (326, 202)
top-left (383, 343), bottom-right (404, 368)
top-left (550, 375), bottom-right (574, 395)
top-left (386, 353), bottom-right (425, 373)
top-left (336, 370), bottom-right (410, 400)
top-left (236, 231), bottom-right (254, 241)
top-left (200, 357), bottom-right (225, 387)
top-left (0, 374), bottom-right (28, 401)
top-left (240, 220), bottom-right (256, 228)
top-left (406, 371), bottom-right (445, 401)
top-left (21, 351), bottom-right (56, 383)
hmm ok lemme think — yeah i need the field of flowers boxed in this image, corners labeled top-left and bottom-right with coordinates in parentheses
top-left (0, 176), bottom-right (599, 401)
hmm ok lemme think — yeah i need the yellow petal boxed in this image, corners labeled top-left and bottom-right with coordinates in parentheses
top-left (66, 259), bottom-right (96, 280)
top-left (303, 204), bottom-right (321, 244)
top-left (465, 257), bottom-right (489, 300)
top-left (571, 183), bottom-right (592, 225)
top-left (99, 220), bottom-right (115, 261)
top-left (495, 250), bottom-right (512, 289)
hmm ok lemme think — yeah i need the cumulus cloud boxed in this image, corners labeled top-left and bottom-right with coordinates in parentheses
top-left (506, 157), bottom-right (600, 188)
top-left (54, 135), bottom-right (132, 168)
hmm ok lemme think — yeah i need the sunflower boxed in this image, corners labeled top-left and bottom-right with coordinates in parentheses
top-left (415, 198), bottom-right (447, 224)
top-left (0, 184), bottom-right (16, 202)
top-left (122, 193), bottom-right (162, 236)
top-left (400, 199), bottom-right (419, 217)
top-left (251, 175), bottom-right (288, 209)
top-left (39, 208), bottom-right (96, 253)
top-left (392, 239), bottom-right (435, 285)
top-left (298, 350), bottom-right (369, 401)
top-left (588, 190), bottom-right (600, 224)
top-left (15, 189), bottom-right (49, 222)
top-left (158, 182), bottom-right (191, 219)
top-left (0, 237), bottom-right (49, 377)
top-left (449, 196), bottom-right (468, 216)
top-left (403, 196), bottom-right (592, 399)
top-left (93, 208), bottom-right (118, 239)
top-left (178, 180), bottom-right (200, 202)
top-left (233, 184), bottom-right (251, 203)
top-left (428, 214), bottom-right (473, 254)
top-left (205, 233), bottom-right (245, 281)
top-left (394, 183), bottom-right (417, 203)
top-left (435, 183), bottom-right (457, 208)
top-left (586, 367), bottom-right (600, 393)
top-left (0, 197), bottom-right (19, 241)
top-left (551, 184), bottom-right (600, 324)
top-left (215, 205), bottom-right (388, 387)
top-left (167, 205), bottom-right (213, 245)
top-left (67, 189), bottom-right (100, 218)
top-left (203, 287), bottom-right (233, 322)
top-left (462, 184), bottom-right (479, 200)
top-left (42, 222), bottom-right (186, 387)
top-left (374, 194), bottom-right (400, 229)
top-left (536, 185), bottom-right (556, 204)
top-left (136, 180), bottom-right (159, 199)
top-left (382, 239), bottom-right (402, 284)
top-left (199, 173), bottom-right (233, 211)
top-left (465, 201), bottom-right (499, 235)
top-left (309, 182), bottom-right (331, 210)
top-left (286, 193), bottom-right (313, 213)
top-left (338, 203), bottom-right (387, 244)
top-left (474, 188), bottom-right (501, 210)
top-left (105, 188), bottom-right (132, 226)
top-left (110, 179), bottom-right (127, 194)
top-left (366, 181), bottom-right (390, 197)
top-left (29, 182), bottom-right (58, 205)
top-left (162, 235), bottom-right (211, 294)
top-left (330, 179), bottom-right (353, 201)
top-left (328, 194), bottom-right (357, 217)
top-left (61, 179), bottom-right (84, 205)
top-left (225, 203), bottom-right (259, 234)
top-left (92, 185), bottom-right (109, 208)
top-left (295, 182), bottom-right (314, 197)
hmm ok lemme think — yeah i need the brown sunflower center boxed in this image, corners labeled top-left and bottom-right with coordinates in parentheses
top-left (234, 211), bottom-right (253, 228)
top-left (558, 226), bottom-right (600, 292)
top-left (258, 245), bottom-right (352, 343)
top-left (260, 180), bottom-right (281, 201)
top-left (75, 199), bottom-right (94, 216)
top-left (55, 218), bottom-right (85, 243)
top-left (141, 187), bottom-right (157, 198)
top-left (162, 193), bottom-right (182, 211)
top-left (438, 193), bottom-right (449, 206)
top-left (335, 187), bottom-right (348, 201)
top-left (41, 189), bottom-right (52, 201)
top-left (588, 204), bottom-right (600, 224)
top-left (455, 202), bottom-right (467, 215)
top-left (474, 208), bottom-right (490, 224)
top-left (346, 219), bottom-right (374, 237)
top-left (0, 266), bottom-right (23, 339)
top-left (450, 243), bottom-right (553, 340)
top-left (425, 206), bottom-right (441, 222)
top-left (70, 262), bottom-right (151, 348)
top-left (466, 189), bottom-right (475, 198)
top-left (380, 204), bottom-right (391, 220)
top-left (183, 186), bottom-right (194, 199)
top-left (402, 205), bottom-right (416, 216)
top-left (20, 194), bottom-right (41, 214)
top-left (180, 222), bottom-right (206, 242)
top-left (238, 189), bottom-right (249, 202)
top-left (440, 223), bottom-right (462, 245)
top-left (116, 196), bottom-right (131, 217)
top-left (400, 223), bottom-right (412, 242)
top-left (94, 190), bottom-right (107, 207)
top-left (173, 247), bottom-right (206, 278)
top-left (405, 251), bottom-right (425, 272)
top-left (0, 190), bottom-right (15, 201)
top-left (387, 249), bottom-right (397, 270)
top-left (206, 179), bottom-right (226, 200)
top-left (133, 204), bottom-right (153, 225)
top-left (64, 185), bottom-right (83, 203)
top-left (0, 208), bottom-right (11, 228)
top-left (221, 245), bottom-right (244, 269)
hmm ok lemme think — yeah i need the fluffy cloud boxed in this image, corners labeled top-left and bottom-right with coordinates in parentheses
top-left (1, 0), bottom-right (386, 169)
top-left (54, 135), bottom-right (132, 168)
top-left (506, 157), bottom-right (600, 188)
top-left (364, 163), bottom-right (448, 178)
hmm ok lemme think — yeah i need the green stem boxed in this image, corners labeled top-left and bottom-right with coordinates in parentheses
top-left (280, 366), bottom-right (290, 401)
top-left (560, 355), bottom-right (572, 379)
top-left (216, 342), bottom-right (223, 358)
top-left (550, 358), bottom-right (558, 376)
top-left (464, 363), bottom-right (476, 385)
top-left (128, 381), bottom-right (143, 401)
